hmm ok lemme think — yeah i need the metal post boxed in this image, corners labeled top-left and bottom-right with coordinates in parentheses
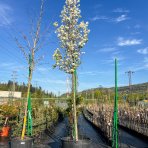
top-left (125, 70), bottom-right (134, 100)
top-left (112, 59), bottom-right (118, 148)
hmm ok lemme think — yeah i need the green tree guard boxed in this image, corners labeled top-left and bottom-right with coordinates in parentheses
top-left (112, 59), bottom-right (118, 148)
top-left (27, 92), bottom-right (32, 136)
top-left (72, 69), bottom-right (77, 139)
top-left (27, 54), bottom-right (33, 136)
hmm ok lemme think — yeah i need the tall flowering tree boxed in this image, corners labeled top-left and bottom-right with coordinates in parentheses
top-left (53, 0), bottom-right (90, 141)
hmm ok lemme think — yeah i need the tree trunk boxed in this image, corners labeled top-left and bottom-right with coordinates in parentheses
top-left (21, 71), bottom-right (32, 139)
top-left (72, 72), bottom-right (78, 141)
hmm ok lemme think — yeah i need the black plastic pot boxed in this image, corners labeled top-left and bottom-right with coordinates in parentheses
top-left (61, 137), bottom-right (92, 148)
top-left (0, 137), bottom-right (10, 148)
top-left (11, 137), bottom-right (33, 148)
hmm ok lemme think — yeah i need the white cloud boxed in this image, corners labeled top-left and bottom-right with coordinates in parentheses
top-left (102, 55), bottom-right (125, 64)
top-left (0, 62), bottom-right (26, 71)
top-left (134, 66), bottom-right (148, 71)
top-left (113, 8), bottom-right (130, 13)
top-left (117, 37), bottom-right (142, 46)
top-left (0, 3), bottom-right (13, 26)
top-left (0, 63), bottom-right (14, 67)
top-left (98, 47), bottom-right (117, 52)
top-left (115, 14), bottom-right (129, 23)
top-left (36, 67), bottom-right (50, 72)
top-left (137, 47), bottom-right (148, 55)
top-left (91, 16), bottom-right (109, 21)
top-left (112, 55), bottom-right (125, 62)
top-left (128, 57), bottom-right (148, 72)
top-left (34, 78), bottom-right (66, 85)
top-left (144, 57), bottom-right (148, 63)
top-left (130, 32), bottom-right (141, 35)
top-left (91, 14), bottom-right (129, 23)
top-left (112, 51), bottom-right (121, 55)
top-left (79, 71), bottom-right (105, 76)
top-left (47, 80), bottom-right (66, 84)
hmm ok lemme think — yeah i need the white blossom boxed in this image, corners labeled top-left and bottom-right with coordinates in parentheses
top-left (53, 22), bottom-right (58, 27)
top-left (53, 0), bottom-right (90, 74)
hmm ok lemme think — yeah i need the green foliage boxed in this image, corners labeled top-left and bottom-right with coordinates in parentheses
top-left (65, 95), bottom-right (83, 116)
top-left (76, 95), bottom-right (84, 106)
top-left (0, 104), bottom-right (18, 117)
top-left (76, 82), bottom-right (148, 104)
top-left (0, 98), bottom-right (61, 138)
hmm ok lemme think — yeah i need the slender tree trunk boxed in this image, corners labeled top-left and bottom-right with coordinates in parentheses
top-left (21, 71), bottom-right (32, 139)
top-left (72, 72), bottom-right (78, 141)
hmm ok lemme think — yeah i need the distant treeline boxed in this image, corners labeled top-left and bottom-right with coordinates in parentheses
top-left (61, 82), bottom-right (148, 103)
top-left (0, 80), bottom-right (56, 98)
top-left (116, 82), bottom-right (148, 93)
top-left (81, 82), bottom-right (148, 102)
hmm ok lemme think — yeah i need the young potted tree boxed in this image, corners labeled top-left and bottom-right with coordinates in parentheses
top-left (11, 0), bottom-right (45, 147)
top-left (53, 0), bottom-right (90, 147)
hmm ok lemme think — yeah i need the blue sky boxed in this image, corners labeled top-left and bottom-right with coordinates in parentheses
top-left (0, 0), bottom-right (148, 94)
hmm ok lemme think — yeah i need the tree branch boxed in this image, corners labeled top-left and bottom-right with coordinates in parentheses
top-left (15, 38), bottom-right (29, 62)
top-left (34, 0), bottom-right (44, 53)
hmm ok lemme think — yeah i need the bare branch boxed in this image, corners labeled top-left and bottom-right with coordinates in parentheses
top-left (20, 32), bottom-right (31, 52)
top-left (29, 18), bottom-right (35, 43)
top-left (33, 0), bottom-right (44, 53)
top-left (35, 54), bottom-right (44, 66)
top-left (15, 38), bottom-right (29, 62)
top-left (39, 21), bottom-right (52, 39)
top-left (35, 38), bottom-right (49, 52)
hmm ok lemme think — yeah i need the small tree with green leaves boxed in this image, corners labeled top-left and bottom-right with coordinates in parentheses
top-left (53, 0), bottom-right (90, 141)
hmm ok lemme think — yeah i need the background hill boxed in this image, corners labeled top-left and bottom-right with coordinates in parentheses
top-left (61, 82), bottom-right (148, 103)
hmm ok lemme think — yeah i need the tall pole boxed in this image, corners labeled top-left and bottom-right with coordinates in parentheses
top-left (125, 70), bottom-right (134, 104)
top-left (9, 71), bottom-right (17, 103)
top-left (112, 58), bottom-right (118, 148)
top-left (125, 71), bottom-right (134, 91)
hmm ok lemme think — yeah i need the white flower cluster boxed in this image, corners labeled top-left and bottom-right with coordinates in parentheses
top-left (53, 22), bottom-right (58, 27)
top-left (53, 0), bottom-right (90, 74)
